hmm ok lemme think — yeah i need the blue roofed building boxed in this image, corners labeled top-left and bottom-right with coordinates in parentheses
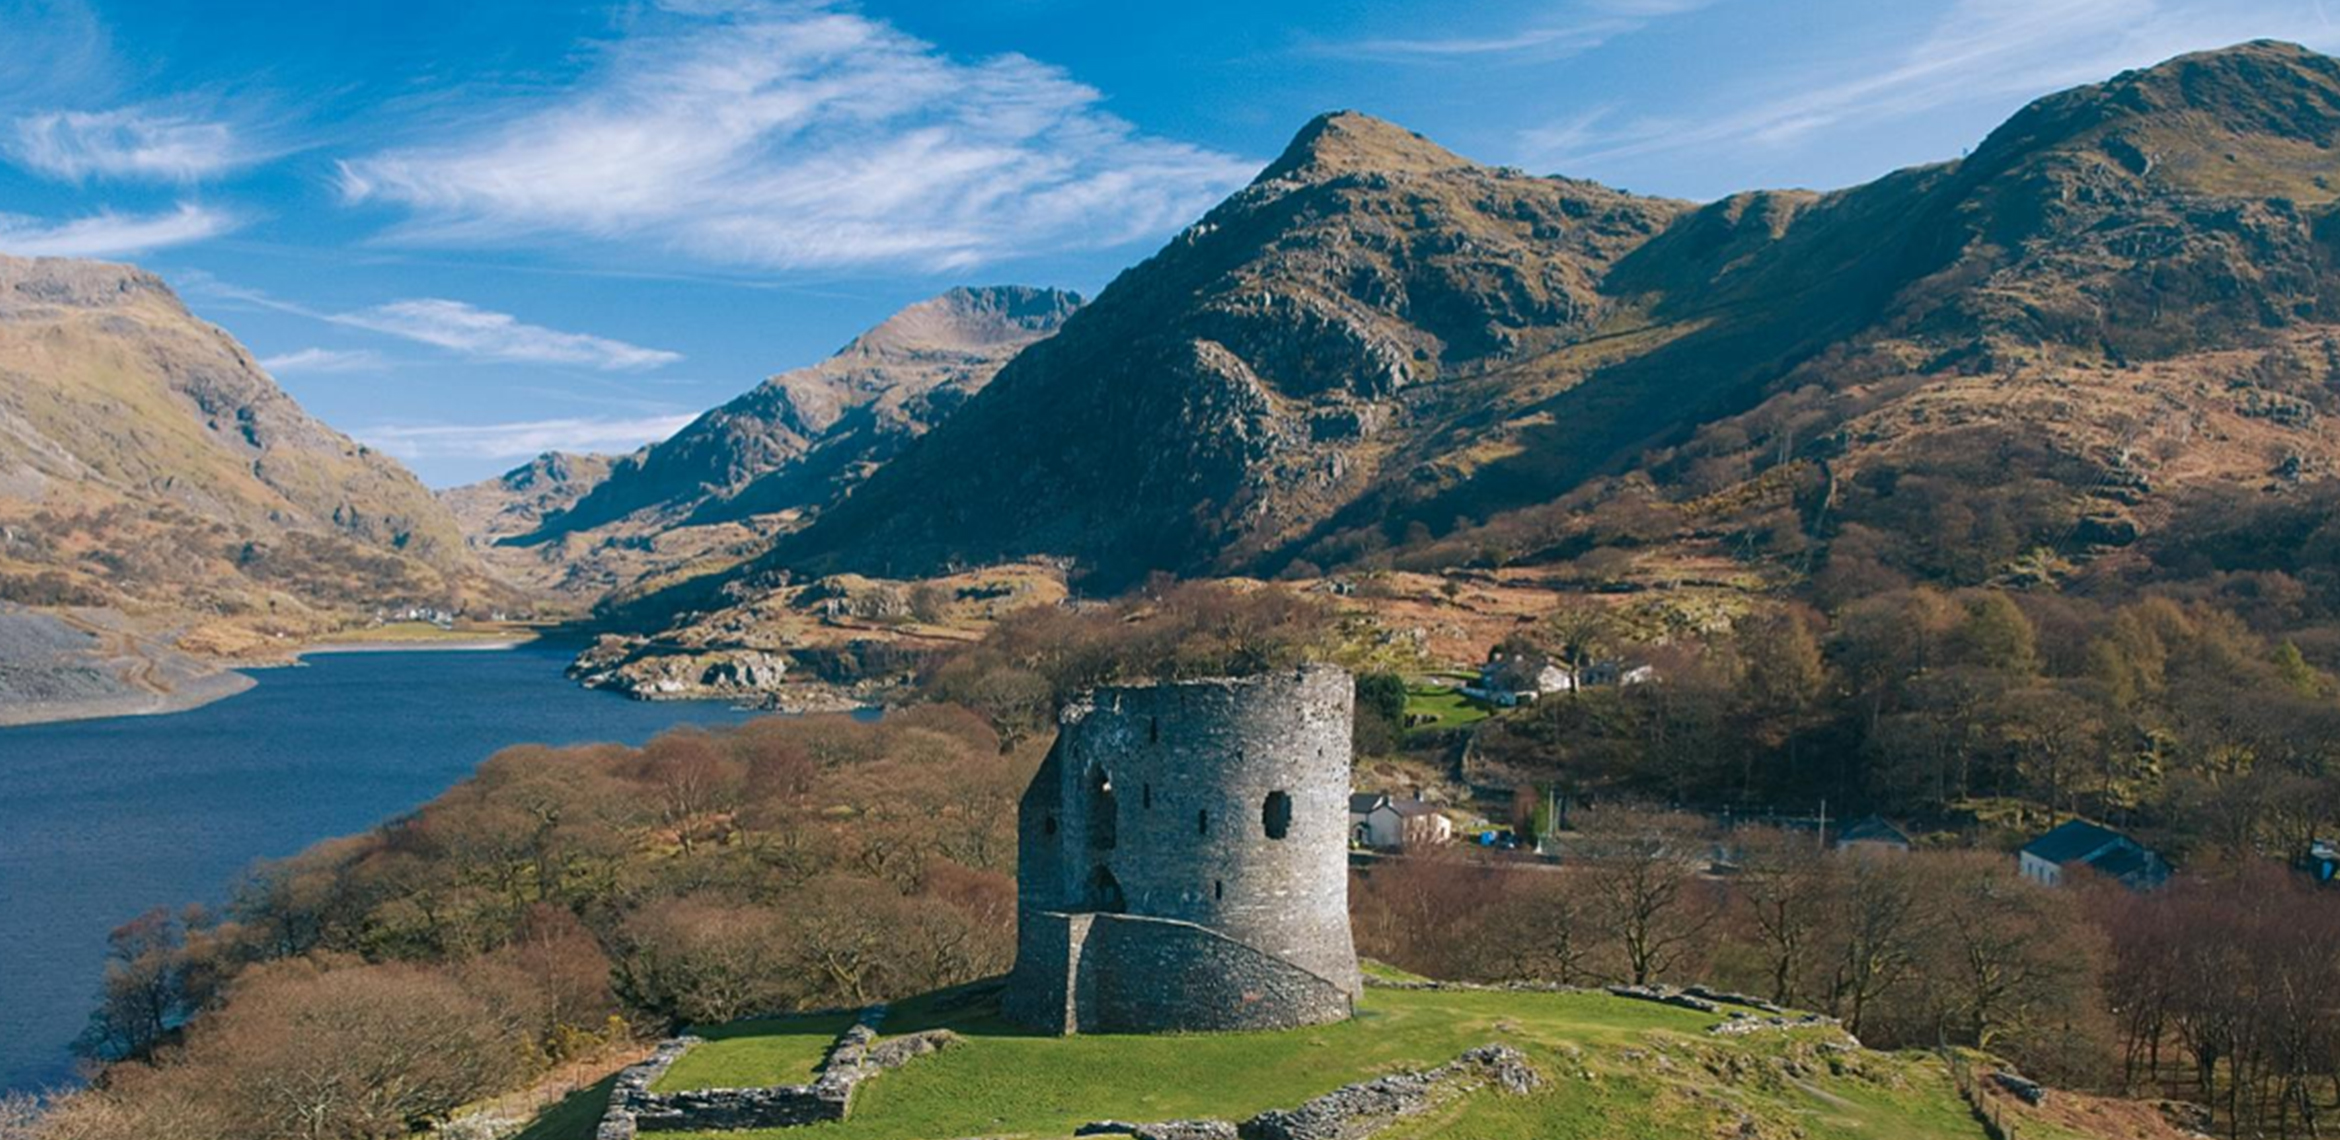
top-left (2018, 819), bottom-right (2168, 890)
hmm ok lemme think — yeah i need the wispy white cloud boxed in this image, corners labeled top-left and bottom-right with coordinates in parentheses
top-left (0, 1), bottom-right (115, 109)
top-left (10, 106), bottom-right (247, 182)
top-left (1311, 0), bottom-right (1719, 61)
top-left (258, 347), bottom-right (386, 375)
top-left (333, 299), bottom-right (682, 371)
top-left (187, 277), bottom-right (681, 372)
top-left (0, 202), bottom-right (235, 257)
top-left (1519, 0), bottom-right (2340, 171)
top-left (336, 0), bottom-right (1256, 271)
top-left (354, 413), bottom-right (697, 462)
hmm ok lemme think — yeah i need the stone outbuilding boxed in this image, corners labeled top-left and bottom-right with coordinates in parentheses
top-left (1003, 666), bottom-right (1363, 1035)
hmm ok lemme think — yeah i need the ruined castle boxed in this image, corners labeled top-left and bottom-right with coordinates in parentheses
top-left (1003, 665), bottom-right (1363, 1034)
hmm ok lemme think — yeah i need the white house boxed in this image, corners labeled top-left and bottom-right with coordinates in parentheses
top-left (1349, 793), bottom-right (1453, 851)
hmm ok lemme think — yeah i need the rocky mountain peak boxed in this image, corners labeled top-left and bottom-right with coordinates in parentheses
top-left (1967, 39), bottom-right (2340, 196)
top-left (845, 285), bottom-right (1083, 357)
top-left (1256, 110), bottom-right (1474, 183)
top-left (0, 254), bottom-right (176, 313)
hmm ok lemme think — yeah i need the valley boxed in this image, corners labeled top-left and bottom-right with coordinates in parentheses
top-left (12, 35), bottom-right (2340, 1140)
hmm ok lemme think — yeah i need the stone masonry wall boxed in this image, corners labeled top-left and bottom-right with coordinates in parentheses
top-left (1085, 913), bottom-right (1354, 1032)
top-left (596, 1007), bottom-right (958, 1137)
top-left (1008, 666), bottom-right (1361, 1033)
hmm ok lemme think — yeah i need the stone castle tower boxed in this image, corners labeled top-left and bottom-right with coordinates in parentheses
top-left (1003, 665), bottom-right (1363, 1034)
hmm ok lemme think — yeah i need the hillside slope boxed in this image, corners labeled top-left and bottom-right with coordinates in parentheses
top-left (731, 41), bottom-right (2340, 612)
top-left (760, 114), bottom-right (1688, 589)
top-left (0, 255), bottom-right (511, 678)
top-left (457, 287), bottom-right (1080, 600)
top-left (524, 983), bottom-right (2188, 1140)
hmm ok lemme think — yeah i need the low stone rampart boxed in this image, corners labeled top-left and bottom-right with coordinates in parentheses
top-left (596, 1006), bottom-right (958, 1137)
top-left (1078, 1043), bottom-right (1539, 1140)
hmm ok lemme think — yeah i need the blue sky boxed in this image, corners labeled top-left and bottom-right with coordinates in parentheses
top-left (4, 0), bottom-right (2337, 486)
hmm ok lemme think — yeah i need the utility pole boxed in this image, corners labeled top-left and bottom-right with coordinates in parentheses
top-left (1816, 798), bottom-right (1827, 852)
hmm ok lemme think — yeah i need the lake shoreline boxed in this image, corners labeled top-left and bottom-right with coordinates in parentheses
top-left (1, 645), bottom-right (765, 1095)
top-left (0, 626), bottom-right (563, 730)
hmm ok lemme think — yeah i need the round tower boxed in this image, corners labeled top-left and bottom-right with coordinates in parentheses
top-left (1005, 665), bottom-right (1361, 1034)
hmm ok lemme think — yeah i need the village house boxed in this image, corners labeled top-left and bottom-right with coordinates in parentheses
top-left (1464, 650), bottom-right (1572, 707)
top-left (1834, 815), bottom-right (1913, 855)
top-left (1463, 651), bottom-right (1658, 707)
top-left (2018, 819), bottom-right (2169, 890)
top-left (1349, 792), bottom-right (1453, 851)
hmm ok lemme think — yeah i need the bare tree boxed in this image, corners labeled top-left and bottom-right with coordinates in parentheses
top-left (1579, 809), bottom-right (1714, 986)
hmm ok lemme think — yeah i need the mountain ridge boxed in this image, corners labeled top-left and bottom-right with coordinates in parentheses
top-left (0, 254), bottom-right (515, 719)
top-left (676, 39), bottom-right (2340, 614)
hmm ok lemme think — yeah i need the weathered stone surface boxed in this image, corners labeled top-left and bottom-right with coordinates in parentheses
top-left (1992, 1070), bottom-right (2048, 1106)
top-left (1683, 985), bottom-right (1784, 1013)
top-left (1236, 1045), bottom-right (1538, 1140)
top-left (1605, 984), bottom-right (1721, 1014)
top-left (1007, 666), bottom-right (1362, 1034)
top-left (1080, 1120), bottom-right (1241, 1140)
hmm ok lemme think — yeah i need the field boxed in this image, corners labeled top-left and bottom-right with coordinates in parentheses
top-left (653, 1013), bottom-right (862, 1093)
top-left (1401, 683), bottom-right (1490, 732)
top-left (536, 984), bottom-right (1998, 1140)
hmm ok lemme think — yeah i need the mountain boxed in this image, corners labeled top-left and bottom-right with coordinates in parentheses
top-left (458, 286), bottom-right (1080, 600)
top-left (441, 450), bottom-right (616, 547)
top-left (533, 285), bottom-right (1080, 536)
top-left (0, 255), bottom-right (510, 678)
top-left (722, 41), bottom-right (2340, 608)
top-left (757, 114), bottom-right (1688, 588)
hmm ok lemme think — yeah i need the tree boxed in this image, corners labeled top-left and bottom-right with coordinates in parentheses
top-left (1736, 828), bottom-right (1834, 1006)
top-left (1814, 855), bottom-right (1930, 1039)
top-left (1735, 610), bottom-right (1830, 793)
top-left (1952, 591), bottom-right (2039, 675)
top-left (74, 908), bottom-right (213, 1063)
top-left (1353, 672), bottom-right (1409, 755)
top-left (637, 730), bottom-right (745, 855)
top-left (1922, 853), bottom-right (2103, 1056)
top-left (192, 960), bottom-right (518, 1140)
top-left (1538, 596), bottom-right (1620, 674)
top-left (1580, 810), bottom-right (1714, 985)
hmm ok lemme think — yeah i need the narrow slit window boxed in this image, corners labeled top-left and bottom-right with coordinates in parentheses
top-left (1214, 879), bottom-right (1224, 900)
top-left (1197, 808), bottom-right (1209, 836)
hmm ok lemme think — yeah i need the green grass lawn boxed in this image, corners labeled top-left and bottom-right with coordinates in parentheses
top-left (652, 1013), bottom-right (862, 1092)
top-left (622, 985), bottom-right (1985, 1140)
top-left (1402, 684), bottom-right (1491, 732)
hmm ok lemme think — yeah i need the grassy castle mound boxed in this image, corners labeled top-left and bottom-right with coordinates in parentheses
top-left (521, 970), bottom-right (2173, 1140)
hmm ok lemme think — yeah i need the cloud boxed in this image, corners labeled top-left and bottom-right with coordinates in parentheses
top-left (11, 106), bottom-right (247, 182)
top-left (1519, 0), bottom-right (2340, 171)
top-left (0, 1), bottom-right (115, 108)
top-left (258, 347), bottom-right (386, 375)
top-left (336, 1), bottom-right (1256, 271)
top-left (0, 202), bottom-right (235, 257)
top-left (354, 413), bottom-right (698, 462)
top-left (187, 277), bottom-right (681, 372)
top-left (331, 300), bottom-right (682, 371)
top-left (1312, 0), bottom-right (1719, 61)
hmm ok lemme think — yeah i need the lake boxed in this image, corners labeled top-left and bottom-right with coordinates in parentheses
top-left (0, 644), bottom-right (767, 1096)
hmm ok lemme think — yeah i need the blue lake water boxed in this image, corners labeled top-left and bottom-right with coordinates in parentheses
top-left (0, 644), bottom-right (763, 1095)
